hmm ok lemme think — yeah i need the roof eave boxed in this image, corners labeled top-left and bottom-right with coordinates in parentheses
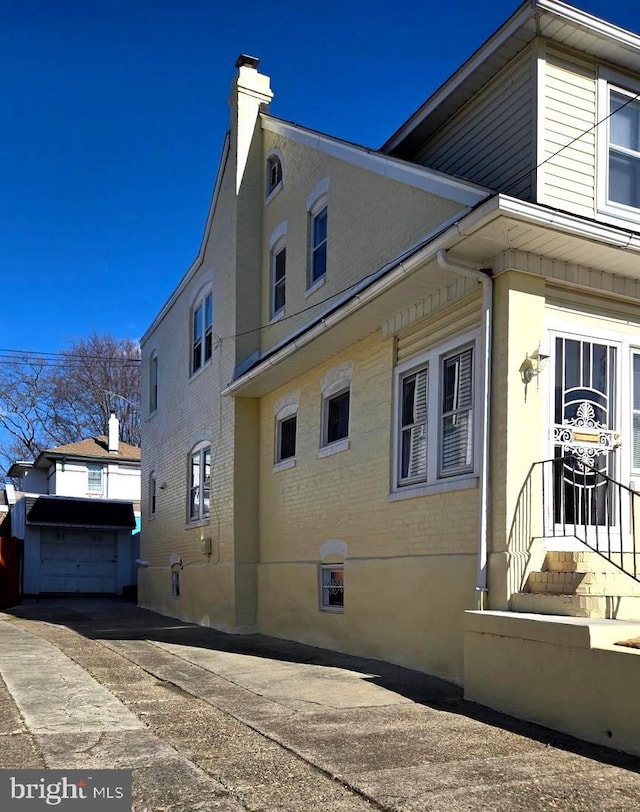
top-left (383, 0), bottom-right (640, 156)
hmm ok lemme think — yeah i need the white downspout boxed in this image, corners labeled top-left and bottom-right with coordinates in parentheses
top-left (436, 249), bottom-right (492, 609)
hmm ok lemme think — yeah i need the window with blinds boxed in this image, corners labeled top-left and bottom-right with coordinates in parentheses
top-left (399, 366), bottom-right (428, 485)
top-left (395, 337), bottom-right (476, 491)
top-left (440, 348), bottom-right (474, 476)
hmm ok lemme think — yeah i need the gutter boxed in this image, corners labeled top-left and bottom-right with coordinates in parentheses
top-left (437, 250), bottom-right (492, 609)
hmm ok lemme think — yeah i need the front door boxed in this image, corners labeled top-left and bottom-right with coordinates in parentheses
top-left (551, 334), bottom-right (621, 546)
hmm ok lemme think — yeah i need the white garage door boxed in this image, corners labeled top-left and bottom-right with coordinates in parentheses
top-left (40, 529), bottom-right (117, 593)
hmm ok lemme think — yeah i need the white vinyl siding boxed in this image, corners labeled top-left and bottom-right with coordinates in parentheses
top-left (415, 50), bottom-right (534, 200)
top-left (540, 48), bottom-right (596, 218)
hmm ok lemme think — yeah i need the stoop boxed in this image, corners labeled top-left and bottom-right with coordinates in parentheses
top-left (510, 551), bottom-right (640, 619)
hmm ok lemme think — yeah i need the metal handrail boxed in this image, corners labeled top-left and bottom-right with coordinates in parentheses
top-left (508, 454), bottom-right (640, 590)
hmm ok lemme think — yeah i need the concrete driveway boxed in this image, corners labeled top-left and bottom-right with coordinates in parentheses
top-left (1, 597), bottom-right (640, 811)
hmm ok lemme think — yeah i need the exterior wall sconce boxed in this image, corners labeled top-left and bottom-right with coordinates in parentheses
top-left (520, 344), bottom-right (550, 391)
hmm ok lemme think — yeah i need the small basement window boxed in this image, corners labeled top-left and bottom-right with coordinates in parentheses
top-left (320, 564), bottom-right (344, 611)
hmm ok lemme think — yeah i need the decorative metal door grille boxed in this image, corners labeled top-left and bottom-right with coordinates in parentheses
top-left (552, 337), bottom-right (618, 528)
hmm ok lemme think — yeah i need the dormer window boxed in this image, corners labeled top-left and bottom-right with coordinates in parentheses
top-left (608, 89), bottom-right (640, 210)
top-left (266, 151), bottom-right (283, 199)
top-left (597, 69), bottom-right (640, 223)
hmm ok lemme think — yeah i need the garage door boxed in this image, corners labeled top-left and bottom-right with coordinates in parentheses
top-left (40, 529), bottom-right (117, 593)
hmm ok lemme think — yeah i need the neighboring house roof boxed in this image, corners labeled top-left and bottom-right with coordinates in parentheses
top-left (36, 436), bottom-right (141, 466)
top-left (25, 495), bottom-right (136, 529)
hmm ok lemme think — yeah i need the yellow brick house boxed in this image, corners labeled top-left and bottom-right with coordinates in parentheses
top-left (141, 0), bottom-right (640, 752)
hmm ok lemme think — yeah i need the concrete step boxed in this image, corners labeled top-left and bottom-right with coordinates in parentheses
top-left (526, 569), bottom-right (640, 596)
top-left (544, 550), bottom-right (640, 574)
top-left (511, 591), bottom-right (640, 620)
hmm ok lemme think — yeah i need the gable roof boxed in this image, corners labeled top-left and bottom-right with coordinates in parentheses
top-left (383, 0), bottom-right (640, 157)
top-left (141, 111), bottom-right (489, 345)
top-left (36, 436), bottom-right (141, 467)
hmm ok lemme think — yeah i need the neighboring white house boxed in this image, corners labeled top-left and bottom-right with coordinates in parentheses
top-left (7, 414), bottom-right (141, 595)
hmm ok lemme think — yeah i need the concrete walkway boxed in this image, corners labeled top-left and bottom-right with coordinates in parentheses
top-left (1, 598), bottom-right (640, 811)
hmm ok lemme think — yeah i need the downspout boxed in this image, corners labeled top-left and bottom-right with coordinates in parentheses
top-left (436, 249), bottom-right (492, 609)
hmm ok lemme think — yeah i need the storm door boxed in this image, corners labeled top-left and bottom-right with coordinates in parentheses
top-left (552, 336), bottom-right (621, 542)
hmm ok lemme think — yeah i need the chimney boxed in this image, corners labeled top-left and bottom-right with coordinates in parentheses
top-left (108, 413), bottom-right (119, 453)
top-left (230, 54), bottom-right (273, 193)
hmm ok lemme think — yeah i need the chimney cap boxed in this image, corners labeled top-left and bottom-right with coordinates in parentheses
top-left (235, 54), bottom-right (260, 70)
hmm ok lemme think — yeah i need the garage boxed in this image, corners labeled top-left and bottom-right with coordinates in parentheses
top-left (18, 495), bottom-right (136, 596)
top-left (40, 529), bottom-right (118, 593)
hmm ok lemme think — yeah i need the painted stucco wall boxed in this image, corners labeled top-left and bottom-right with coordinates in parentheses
top-left (257, 326), bottom-right (480, 684)
top-left (139, 133), bottom-right (241, 628)
top-left (259, 129), bottom-right (466, 356)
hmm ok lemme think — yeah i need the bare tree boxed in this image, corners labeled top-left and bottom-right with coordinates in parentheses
top-left (0, 334), bottom-right (141, 475)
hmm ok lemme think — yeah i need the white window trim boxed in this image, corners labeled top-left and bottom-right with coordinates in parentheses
top-left (265, 148), bottom-right (284, 204)
top-left (319, 375), bottom-right (351, 455)
top-left (274, 403), bottom-right (297, 469)
top-left (270, 237), bottom-right (287, 320)
top-left (632, 349), bottom-right (640, 476)
top-left (306, 178), bottom-right (330, 291)
top-left (190, 287), bottom-right (214, 378)
top-left (391, 330), bottom-right (479, 496)
top-left (319, 562), bottom-right (344, 613)
top-left (187, 442), bottom-right (211, 525)
top-left (596, 67), bottom-right (640, 227)
top-left (87, 463), bottom-right (103, 494)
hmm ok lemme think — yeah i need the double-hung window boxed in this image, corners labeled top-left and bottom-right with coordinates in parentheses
top-left (399, 367), bottom-right (428, 484)
top-left (306, 179), bottom-right (329, 291)
top-left (310, 205), bottom-right (328, 286)
top-left (275, 408), bottom-right (297, 466)
top-left (271, 244), bottom-right (286, 317)
top-left (323, 388), bottom-right (349, 446)
top-left (192, 292), bottom-right (213, 374)
top-left (440, 348), bottom-right (474, 476)
top-left (87, 464), bottom-right (103, 493)
top-left (598, 70), bottom-right (640, 221)
top-left (395, 336), bottom-right (476, 493)
top-left (189, 444), bottom-right (211, 522)
top-left (608, 88), bottom-right (640, 210)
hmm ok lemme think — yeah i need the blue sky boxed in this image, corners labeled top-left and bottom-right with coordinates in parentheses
top-left (2, 0), bottom-right (638, 354)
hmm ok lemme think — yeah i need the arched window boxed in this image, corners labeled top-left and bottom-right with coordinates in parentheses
top-left (266, 150), bottom-right (284, 199)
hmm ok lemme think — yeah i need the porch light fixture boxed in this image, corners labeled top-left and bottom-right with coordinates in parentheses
top-left (520, 344), bottom-right (550, 390)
